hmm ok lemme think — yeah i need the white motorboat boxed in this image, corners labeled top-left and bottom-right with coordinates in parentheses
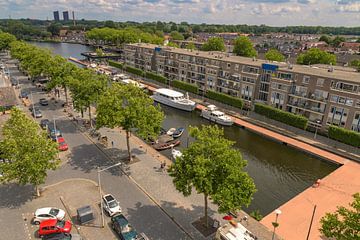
top-left (171, 148), bottom-right (183, 160)
top-left (201, 105), bottom-right (234, 126)
top-left (166, 128), bottom-right (176, 136)
top-left (151, 88), bottom-right (196, 112)
top-left (120, 79), bottom-right (146, 89)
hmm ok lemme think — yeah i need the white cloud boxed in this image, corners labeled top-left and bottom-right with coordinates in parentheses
top-left (337, 2), bottom-right (360, 12)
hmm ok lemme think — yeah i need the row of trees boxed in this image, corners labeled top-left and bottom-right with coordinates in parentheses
top-left (85, 27), bottom-right (164, 46)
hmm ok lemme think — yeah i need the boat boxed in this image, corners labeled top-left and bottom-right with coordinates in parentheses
top-left (201, 105), bottom-right (234, 126)
top-left (153, 140), bottom-right (181, 151)
top-left (120, 79), bottom-right (146, 89)
top-left (172, 127), bottom-right (185, 138)
top-left (171, 148), bottom-right (183, 160)
top-left (166, 128), bottom-right (176, 136)
top-left (151, 88), bottom-right (196, 112)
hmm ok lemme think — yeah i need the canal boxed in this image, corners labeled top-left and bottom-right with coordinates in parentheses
top-left (31, 42), bottom-right (338, 216)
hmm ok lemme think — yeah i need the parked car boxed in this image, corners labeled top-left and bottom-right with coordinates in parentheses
top-left (32, 109), bottom-right (42, 118)
top-left (39, 98), bottom-right (49, 106)
top-left (38, 219), bottom-right (72, 237)
top-left (29, 105), bottom-right (39, 112)
top-left (33, 207), bottom-right (66, 225)
top-left (102, 194), bottom-right (121, 216)
top-left (42, 233), bottom-right (83, 240)
top-left (57, 137), bottom-right (68, 151)
top-left (19, 90), bottom-right (28, 99)
top-left (10, 78), bottom-right (18, 86)
top-left (40, 119), bottom-right (50, 130)
top-left (111, 214), bottom-right (139, 240)
top-left (48, 125), bottom-right (61, 138)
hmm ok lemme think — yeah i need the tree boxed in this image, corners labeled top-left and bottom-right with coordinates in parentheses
top-left (233, 36), bottom-right (257, 57)
top-left (296, 48), bottom-right (336, 65)
top-left (320, 193), bottom-right (360, 240)
top-left (0, 32), bottom-right (16, 50)
top-left (186, 42), bottom-right (196, 50)
top-left (0, 108), bottom-right (59, 196)
top-left (350, 59), bottom-right (360, 72)
top-left (265, 49), bottom-right (285, 62)
top-left (167, 42), bottom-right (179, 48)
top-left (202, 37), bottom-right (226, 52)
top-left (170, 31), bottom-right (184, 40)
top-left (96, 83), bottom-right (164, 161)
top-left (169, 125), bottom-right (256, 227)
top-left (357, 38), bottom-right (360, 43)
top-left (331, 36), bottom-right (346, 47)
top-left (319, 35), bottom-right (331, 44)
top-left (47, 23), bottom-right (62, 36)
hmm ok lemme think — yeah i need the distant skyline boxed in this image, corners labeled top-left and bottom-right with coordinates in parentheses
top-left (1, 0), bottom-right (360, 27)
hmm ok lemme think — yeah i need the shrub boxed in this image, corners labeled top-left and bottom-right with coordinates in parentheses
top-left (108, 60), bottom-right (123, 69)
top-left (254, 103), bottom-right (308, 129)
top-left (125, 66), bottom-right (144, 76)
top-left (205, 90), bottom-right (243, 109)
top-left (145, 72), bottom-right (167, 84)
top-left (171, 80), bottom-right (198, 94)
top-left (328, 125), bottom-right (360, 147)
top-left (250, 210), bottom-right (263, 221)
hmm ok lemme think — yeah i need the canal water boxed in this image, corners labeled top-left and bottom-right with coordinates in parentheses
top-left (31, 42), bottom-right (338, 216)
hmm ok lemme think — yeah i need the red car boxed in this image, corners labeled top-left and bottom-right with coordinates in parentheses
top-left (38, 219), bottom-right (72, 237)
top-left (57, 137), bottom-right (68, 151)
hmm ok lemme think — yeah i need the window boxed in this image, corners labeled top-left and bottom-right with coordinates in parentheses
top-left (327, 106), bottom-right (349, 126)
top-left (332, 81), bottom-right (359, 93)
top-left (316, 78), bottom-right (324, 87)
top-left (227, 63), bottom-right (231, 69)
top-left (303, 76), bottom-right (310, 84)
top-left (277, 72), bottom-right (292, 80)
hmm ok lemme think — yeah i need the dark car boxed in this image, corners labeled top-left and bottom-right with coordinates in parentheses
top-left (40, 119), bottom-right (50, 129)
top-left (39, 98), bottom-right (49, 106)
top-left (111, 214), bottom-right (139, 240)
top-left (19, 90), bottom-right (28, 99)
top-left (10, 78), bottom-right (19, 86)
top-left (29, 105), bottom-right (39, 112)
top-left (42, 232), bottom-right (83, 240)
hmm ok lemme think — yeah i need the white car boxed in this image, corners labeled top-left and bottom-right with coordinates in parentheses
top-left (102, 194), bottom-right (121, 216)
top-left (33, 207), bottom-right (66, 225)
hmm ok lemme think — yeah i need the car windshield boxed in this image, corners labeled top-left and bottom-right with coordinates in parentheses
top-left (109, 200), bottom-right (118, 208)
top-left (122, 224), bottom-right (133, 233)
top-left (49, 208), bottom-right (59, 216)
top-left (56, 220), bottom-right (65, 228)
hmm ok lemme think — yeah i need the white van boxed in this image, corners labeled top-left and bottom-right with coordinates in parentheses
top-left (215, 222), bottom-right (257, 240)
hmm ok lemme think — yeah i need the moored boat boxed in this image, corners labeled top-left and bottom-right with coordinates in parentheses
top-left (153, 140), bottom-right (181, 151)
top-left (172, 127), bottom-right (185, 138)
top-left (166, 128), bottom-right (176, 136)
top-left (201, 105), bottom-right (234, 126)
top-left (171, 148), bottom-right (183, 160)
top-left (151, 88), bottom-right (196, 112)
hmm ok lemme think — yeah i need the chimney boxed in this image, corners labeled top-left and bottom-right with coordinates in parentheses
top-left (72, 11), bottom-right (76, 26)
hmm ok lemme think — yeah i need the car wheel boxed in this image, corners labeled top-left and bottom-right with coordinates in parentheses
top-left (33, 220), bottom-right (40, 225)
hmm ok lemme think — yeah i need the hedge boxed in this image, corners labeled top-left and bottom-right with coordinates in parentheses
top-left (328, 125), bottom-right (360, 147)
top-left (205, 90), bottom-right (243, 109)
top-left (171, 80), bottom-right (198, 94)
top-left (108, 60), bottom-right (123, 69)
top-left (125, 66), bottom-right (144, 76)
top-left (254, 103), bottom-right (308, 129)
top-left (145, 72), bottom-right (167, 84)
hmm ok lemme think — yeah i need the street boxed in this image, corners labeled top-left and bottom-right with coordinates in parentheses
top-left (0, 67), bottom-right (189, 240)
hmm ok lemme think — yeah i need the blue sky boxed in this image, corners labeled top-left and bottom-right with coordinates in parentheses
top-left (1, 0), bottom-right (360, 26)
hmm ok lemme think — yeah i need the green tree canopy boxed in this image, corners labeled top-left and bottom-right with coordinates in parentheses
top-left (169, 125), bottom-right (256, 227)
top-left (167, 42), bottom-right (179, 48)
top-left (297, 48), bottom-right (336, 65)
top-left (350, 59), bottom-right (360, 71)
top-left (0, 32), bottom-right (16, 50)
top-left (201, 37), bottom-right (226, 52)
top-left (185, 42), bottom-right (196, 50)
top-left (320, 193), bottom-right (360, 240)
top-left (331, 36), bottom-right (346, 47)
top-left (319, 35), bottom-right (331, 44)
top-left (0, 108), bottom-right (59, 196)
top-left (265, 49), bottom-right (285, 62)
top-left (170, 31), bottom-right (184, 40)
top-left (96, 83), bottom-right (164, 161)
top-left (233, 36), bottom-right (257, 57)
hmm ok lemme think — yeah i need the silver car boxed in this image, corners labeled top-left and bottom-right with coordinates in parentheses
top-left (102, 194), bottom-right (121, 216)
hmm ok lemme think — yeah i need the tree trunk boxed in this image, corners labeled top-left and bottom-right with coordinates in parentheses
top-left (81, 108), bottom-right (84, 118)
top-left (204, 194), bottom-right (208, 228)
top-left (126, 130), bottom-right (132, 162)
top-left (88, 106), bottom-right (93, 128)
top-left (35, 185), bottom-right (40, 197)
top-left (64, 86), bottom-right (68, 105)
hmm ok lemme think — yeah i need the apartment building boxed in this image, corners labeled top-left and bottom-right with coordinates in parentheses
top-left (124, 43), bottom-right (360, 132)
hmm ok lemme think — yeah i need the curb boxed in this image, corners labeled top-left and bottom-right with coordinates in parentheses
top-left (43, 178), bottom-right (98, 190)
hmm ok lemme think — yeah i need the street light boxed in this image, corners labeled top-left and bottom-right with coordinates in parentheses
top-left (314, 120), bottom-right (322, 139)
top-left (30, 91), bottom-right (36, 117)
top-left (97, 162), bottom-right (122, 228)
top-left (272, 209), bottom-right (282, 240)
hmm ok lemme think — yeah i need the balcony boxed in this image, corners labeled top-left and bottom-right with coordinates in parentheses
top-left (287, 101), bottom-right (325, 114)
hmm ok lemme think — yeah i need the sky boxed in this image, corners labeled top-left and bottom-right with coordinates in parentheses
top-left (0, 0), bottom-right (360, 26)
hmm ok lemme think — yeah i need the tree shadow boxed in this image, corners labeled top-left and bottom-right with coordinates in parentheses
top-left (0, 183), bottom-right (34, 208)
top-left (125, 200), bottom-right (217, 240)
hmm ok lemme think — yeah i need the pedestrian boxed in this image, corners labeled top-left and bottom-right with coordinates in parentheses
top-left (111, 141), bottom-right (114, 148)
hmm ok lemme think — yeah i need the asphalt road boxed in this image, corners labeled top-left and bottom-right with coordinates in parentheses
top-left (0, 69), bottom-right (188, 240)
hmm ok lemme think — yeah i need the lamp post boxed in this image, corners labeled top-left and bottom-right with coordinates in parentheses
top-left (30, 91), bottom-right (36, 117)
top-left (314, 120), bottom-right (322, 139)
top-left (272, 209), bottom-right (282, 240)
top-left (97, 162), bottom-right (122, 228)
